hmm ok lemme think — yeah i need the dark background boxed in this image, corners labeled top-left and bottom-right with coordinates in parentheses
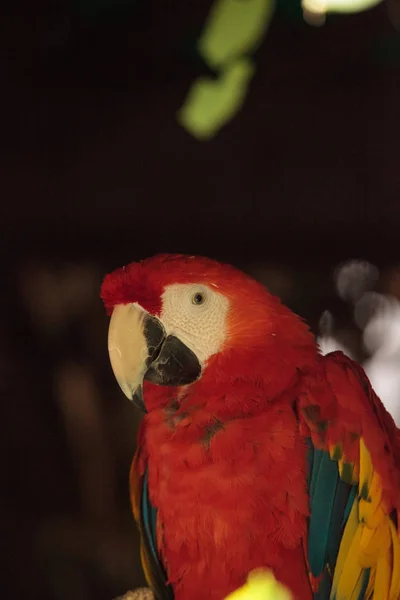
top-left (1, 1), bottom-right (400, 598)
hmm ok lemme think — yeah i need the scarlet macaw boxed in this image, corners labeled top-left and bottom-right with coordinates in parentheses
top-left (101, 254), bottom-right (400, 600)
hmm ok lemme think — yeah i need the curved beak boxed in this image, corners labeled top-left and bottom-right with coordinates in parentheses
top-left (107, 304), bottom-right (202, 411)
top-left (108, 303), bottom-right (165, 410)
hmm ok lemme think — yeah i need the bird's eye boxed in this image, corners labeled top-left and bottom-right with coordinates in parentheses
top-left (192, 291), bottom-right (206, 306)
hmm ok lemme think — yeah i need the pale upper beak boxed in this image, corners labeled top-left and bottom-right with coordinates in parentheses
top-left (107, 303), bottom-right (202, 411)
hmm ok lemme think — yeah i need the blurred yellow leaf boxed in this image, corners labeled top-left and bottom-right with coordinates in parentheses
top-left (177, 58), bottom-right (255, 141)
top-left (198, 0), bottom-right (275, 69)
top-left (224, 569), bottom-right (293, 600)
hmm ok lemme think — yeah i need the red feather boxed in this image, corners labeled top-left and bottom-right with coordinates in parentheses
top-left (101, 254), bottom-right (400, 600)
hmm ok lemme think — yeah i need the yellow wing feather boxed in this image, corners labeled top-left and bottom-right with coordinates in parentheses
top-left (359, 439), bottom-right (373, 499)
top-left (337, 531), bottom-right (365, 599)
top-left (374, 549), bottom-right (391, 600)
top-left (130, 447), bottom-right (141, 522)
top-left (140, 545), bottom-right (154, 589)
top-left (331, 436), bottom-right (400, 600)
top-left (389, 520), bottom-right (400, 599)
top-left (359, 522), bottom-right (391, 567)
top-left (332, 498), bottom-right (363, 597)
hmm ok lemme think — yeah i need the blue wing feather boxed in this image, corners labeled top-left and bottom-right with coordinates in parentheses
top-left (326, 478), bottom-right (352, 570)
top-left (308, 450), bottom-right (341, 576)
top-left (307, 439), bottom-right (370, 599)
top-left (142, 469), bottom-right (160, 567)
top-left (138, 467), bottom-right (174, 600)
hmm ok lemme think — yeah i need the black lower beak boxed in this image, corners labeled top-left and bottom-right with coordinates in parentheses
top-left (133, 314), bottom-right (202, 411)
top-left (144, 334), bottom-right (202, 387)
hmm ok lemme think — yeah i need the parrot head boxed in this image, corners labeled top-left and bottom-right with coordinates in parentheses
top-left (101, 254), bottom-right (316, 411)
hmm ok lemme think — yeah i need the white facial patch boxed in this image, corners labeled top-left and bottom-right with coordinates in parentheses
top-left (160, 283), bottom-right (230, 364)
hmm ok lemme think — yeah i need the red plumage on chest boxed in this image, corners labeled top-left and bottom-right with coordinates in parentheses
top-left (137, 386), bottom-right (312, 600)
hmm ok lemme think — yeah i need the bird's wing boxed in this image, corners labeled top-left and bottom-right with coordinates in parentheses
top-left (300, 351), bottom-right (400, 599)
top-left (130, 449), bottom-right (174, 600)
